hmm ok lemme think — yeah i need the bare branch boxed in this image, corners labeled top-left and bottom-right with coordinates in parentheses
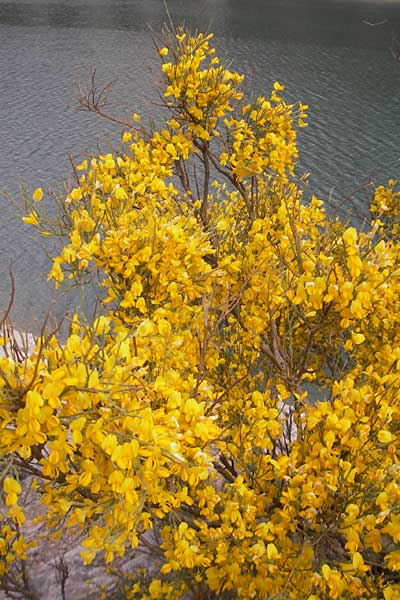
top-left (0, 266), bottom-right (15, 330)
top-left (75, 68), bottom-right (144, 134)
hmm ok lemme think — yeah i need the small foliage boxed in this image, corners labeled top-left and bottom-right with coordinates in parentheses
top-left (1, 28), bottom-right (400, 599)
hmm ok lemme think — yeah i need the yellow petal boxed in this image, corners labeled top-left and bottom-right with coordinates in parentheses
top-left (3, 477), bottom-right (21, 495)
top-left (343, 227), bottom-right (358, 245)
top-left (266, 543), bottom-right (279, 560)
top-left (378, 430), bottom-right (394, 444)
top-left (32, 187), bottom-right (43, 202)
top-left (352, 551), bottom-right (364, 570)
top-left (352, 332), bottom-right (365, 345)
top-left (158, 319), bottom-right (171, 336)
top-left (122, 131), bottom-right (132, 143)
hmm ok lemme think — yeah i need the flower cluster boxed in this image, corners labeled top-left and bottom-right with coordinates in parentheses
top-left (2, 28), bottom-right (400, 599)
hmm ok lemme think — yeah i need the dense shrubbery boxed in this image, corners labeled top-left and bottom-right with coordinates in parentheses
top-left (1, 28), bottom-right (400, 599)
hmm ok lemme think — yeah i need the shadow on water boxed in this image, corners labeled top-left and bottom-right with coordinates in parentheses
top-left (1, 0), bottom-right (400, 49)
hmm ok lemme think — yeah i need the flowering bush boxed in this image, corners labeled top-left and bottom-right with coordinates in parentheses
top-left (1, 29), bottom-right (400, 599)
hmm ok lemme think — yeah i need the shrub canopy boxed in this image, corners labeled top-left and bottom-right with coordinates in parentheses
top-left (1, 28), bottom-right (400, 600)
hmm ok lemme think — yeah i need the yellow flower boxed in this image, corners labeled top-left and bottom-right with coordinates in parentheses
top-left (8, 506), bottom-right (25, 526)
top-left (158, 319), bottom-right (171, 336)
top-left (384, 585), bottom-right (399, 600)
top-left (3, 478), bottom-right (21, 506)
top-left (32, 187), bottom-right (43, 202)
top-left (184, 397), bottom-right (203, 419)
top-left (266, 543), bottom-right (279, 560)
top-left (378, 430), bottom-right (394, 444)
top-left (76, 160), bottom-right (88, 171)
top-left (80, 549), bottom-right (96, 565)
top-left (122, 131), bottom-right (132, 144)
top-left (343, 226), bottom-right (358, 245)
top-left (22, 211), bottom-right (39, 225)
top-left (352, 551), bottom-right (366, 572)
top-left (352, 332), bottom-right (365, 345)
top-left (13, 27), bottom-right (400, 599)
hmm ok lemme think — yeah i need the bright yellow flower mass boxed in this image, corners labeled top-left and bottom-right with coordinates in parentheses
top-left (1, 27), bottom-right (400, 599)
